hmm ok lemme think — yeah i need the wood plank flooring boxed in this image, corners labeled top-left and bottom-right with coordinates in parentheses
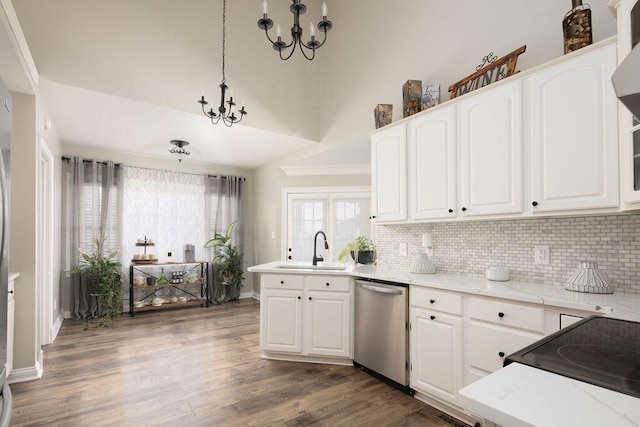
top-left (9, 299), bottom-right (469, 427)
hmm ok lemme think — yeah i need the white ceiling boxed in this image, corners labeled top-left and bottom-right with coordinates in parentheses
top-left (9, 0), bottom-right (329, 169)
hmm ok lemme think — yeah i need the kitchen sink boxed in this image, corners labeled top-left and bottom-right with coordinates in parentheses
top-left (274, 264), bottom-right (347, 271)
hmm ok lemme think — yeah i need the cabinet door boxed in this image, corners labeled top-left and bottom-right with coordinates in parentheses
top-left (529, 43), bottom-right (618, 212)
top-left (408, 106), bottom-right (457, 220)
top-left (306, 291), bottom-right (352, 358)
top-left (410, 308), bottom-right (463, 405)
top-left (371, 124), bottom-right (407, 222)
top-left (459, 80), bottom-right (523, 216)
top-left (466, 322), bottom-right (543, 385)
top-left (260, 288), bottom-right (303, 353)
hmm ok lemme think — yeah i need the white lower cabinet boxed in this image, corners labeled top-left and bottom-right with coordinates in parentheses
top-left (260, 274), bottom-right (353, 361)
top-left (409, 287), bottom-right (463, 406)
top-left (465, 297), bottom-right (544, 385)
top-left (410, 308), bottom-right (463, 405)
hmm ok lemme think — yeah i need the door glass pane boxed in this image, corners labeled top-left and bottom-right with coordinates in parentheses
top-left (333, 197), bottom-right (372, 262)
top-left (289, 198), bottom-right (327, 262)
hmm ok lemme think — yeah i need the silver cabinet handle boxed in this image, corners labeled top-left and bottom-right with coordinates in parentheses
top-left (358, 283), bottom-right (403, 295)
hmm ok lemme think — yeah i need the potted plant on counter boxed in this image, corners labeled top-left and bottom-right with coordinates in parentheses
top-left (75, 233), bottom-right (122, 328)
top-left (338, 236), bottom-right (377, 265)
top-left (205, 221), bottom-right (244, 302)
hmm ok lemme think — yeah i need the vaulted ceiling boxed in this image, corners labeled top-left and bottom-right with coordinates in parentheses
top-left (11, 0), bottom-right (329, 168)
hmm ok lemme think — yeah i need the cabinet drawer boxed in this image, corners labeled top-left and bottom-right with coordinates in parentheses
top-left (306, 276), bottom-right (351, 292)
top-left (467, 323), bottom-right (543, 375)
top-left (468, 298), bottom-right (544, 333)
top-left (262, 274), bottom-right (303, 290)
top-left (410, 287), bottom-right (463, 315)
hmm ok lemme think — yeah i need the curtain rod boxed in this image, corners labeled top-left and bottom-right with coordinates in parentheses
top-left (206, 174), bottom-right (246, 182)
top-left (61, 156), bottom-right (123, 167)
top-left (62, 156), bottom-right (246, 181)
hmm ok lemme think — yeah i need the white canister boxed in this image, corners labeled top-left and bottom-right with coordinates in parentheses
top-left (486, 267), bottom-right (510, 282)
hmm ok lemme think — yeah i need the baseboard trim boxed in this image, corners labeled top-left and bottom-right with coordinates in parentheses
top-left (51, 313), bottom-right (64, 342)
top-left (261, 351), bottom-right (353, 366)
top-left (8, 360), bottom-right (43, 384)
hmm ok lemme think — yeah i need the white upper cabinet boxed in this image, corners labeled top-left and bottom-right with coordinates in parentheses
top-left (408, 105), bottom-right (457, 220)
top-left (371, 123), bottom-right (407, 222)
top-left (528, 43), bottom-right (619, 212)
top-left (458, 80), bottom-right (523, 217)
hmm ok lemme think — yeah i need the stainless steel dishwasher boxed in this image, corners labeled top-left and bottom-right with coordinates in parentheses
top-left (354, 279), bottom-right (413, 395)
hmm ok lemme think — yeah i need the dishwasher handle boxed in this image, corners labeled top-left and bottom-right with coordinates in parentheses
top-left (357, 282), bottom-right (403, 295)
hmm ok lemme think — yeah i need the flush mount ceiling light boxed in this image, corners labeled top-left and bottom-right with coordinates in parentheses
top-left (258, 0), bottom-right (333, 61)
top-left (169, 140), bottom-right (190, 163)
top-left (198, 0), bottom-right (247, 126)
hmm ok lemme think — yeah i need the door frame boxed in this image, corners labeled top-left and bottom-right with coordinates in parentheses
top-left (281, 186), bottom-right (371, 262)
top-left (37, 137), bottom-right (55, 346)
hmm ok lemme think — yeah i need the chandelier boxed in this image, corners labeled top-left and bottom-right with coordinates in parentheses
top-left (257, 0), bottom-right (333, 61)
top-left (198, 0), bottom-right (247, 126)
top-left (168, 140), bottom-right (190, 163)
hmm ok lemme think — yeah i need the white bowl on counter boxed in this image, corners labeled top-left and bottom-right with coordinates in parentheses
top-left (486, 267), bottom-right (510, 282)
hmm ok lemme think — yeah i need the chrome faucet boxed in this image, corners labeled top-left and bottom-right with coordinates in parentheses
top-left (312, 231), bottom-right (328, 266)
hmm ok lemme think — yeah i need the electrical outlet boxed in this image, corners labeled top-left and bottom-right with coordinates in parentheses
top-left (534, 245), bottom-right (550, 265)
top-left (399, 242), bottom-right (408, 257)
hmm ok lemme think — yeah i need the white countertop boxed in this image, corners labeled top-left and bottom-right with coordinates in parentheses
top-left (460, 363), bottom-right (640, 427)
top-left (249, 262), bottom-right (640, 320)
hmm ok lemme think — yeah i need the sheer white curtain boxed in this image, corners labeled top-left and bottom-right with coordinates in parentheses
top-left (205, 175), bottom-right (243, 303)
top-left (61, 157), bottom-right (124, 319)
top-left (122, 167), bottom-right (206, 271)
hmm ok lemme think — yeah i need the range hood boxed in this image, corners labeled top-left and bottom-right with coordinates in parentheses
top-left (612, 43), bottom-right (640, 118)
top-left (612, 0), bottom-right (640, 119)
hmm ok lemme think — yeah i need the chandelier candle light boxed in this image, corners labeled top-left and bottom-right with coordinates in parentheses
top-left (198, 0), bottom-right (247, 126)
top-left (258, 0), bottom-right (333, 61)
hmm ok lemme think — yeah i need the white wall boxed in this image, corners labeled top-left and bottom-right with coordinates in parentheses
top-left (9, 91), bottom-right (38, 373)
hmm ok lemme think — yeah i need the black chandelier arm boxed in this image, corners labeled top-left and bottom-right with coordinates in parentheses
top-left (279, 38), bottom-right (300, 61)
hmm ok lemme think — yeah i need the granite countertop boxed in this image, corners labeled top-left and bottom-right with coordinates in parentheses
top-left (249, 262), bottom-right (640, 321)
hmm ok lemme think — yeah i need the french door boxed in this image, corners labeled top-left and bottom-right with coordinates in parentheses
top-left (284, 189), bottom-right (371, 263)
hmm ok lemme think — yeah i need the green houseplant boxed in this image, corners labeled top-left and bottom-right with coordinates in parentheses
top-left (337, 236), bottom-right (377, 265)
top-left (75, 233), bottom-right (122, 328)
top-left (205, 221), bottom-right (244, 301)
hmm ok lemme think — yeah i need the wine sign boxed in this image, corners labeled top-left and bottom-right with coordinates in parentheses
top-left (448, 45), bottom-right (527, 99)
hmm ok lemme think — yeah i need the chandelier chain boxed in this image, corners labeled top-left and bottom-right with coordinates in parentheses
top-left (221, 0), bottom-right (226, 83)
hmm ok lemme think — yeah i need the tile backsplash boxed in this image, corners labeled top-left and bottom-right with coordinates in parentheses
top-left (376, 213), bottom-right (640, 294)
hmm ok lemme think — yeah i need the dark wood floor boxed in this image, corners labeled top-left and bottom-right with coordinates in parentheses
top-left (10, 299), bottom-right (468, 427)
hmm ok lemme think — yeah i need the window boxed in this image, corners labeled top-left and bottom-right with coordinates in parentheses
top-left (284, 187), bottom-right (371, 263)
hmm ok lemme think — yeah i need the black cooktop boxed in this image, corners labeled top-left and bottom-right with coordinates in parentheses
top-left (505, 316), bottom-right (640, 398)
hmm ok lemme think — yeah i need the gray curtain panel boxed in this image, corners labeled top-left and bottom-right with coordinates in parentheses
top-left (61, 157), bottom-right (124, 319)
top-left (204, 175), bottom-right (244, 303)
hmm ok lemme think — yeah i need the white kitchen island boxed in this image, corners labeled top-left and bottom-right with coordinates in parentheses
top-left (460, 362), bottom-right (640, 427)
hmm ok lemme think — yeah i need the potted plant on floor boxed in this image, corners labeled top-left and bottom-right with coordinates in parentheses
top-left (205, 221), bottom-right (244, 302)
top-left (338, 236), bottom-right (377, 265)
top-left (76, 233), bottom-right (122, 328)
